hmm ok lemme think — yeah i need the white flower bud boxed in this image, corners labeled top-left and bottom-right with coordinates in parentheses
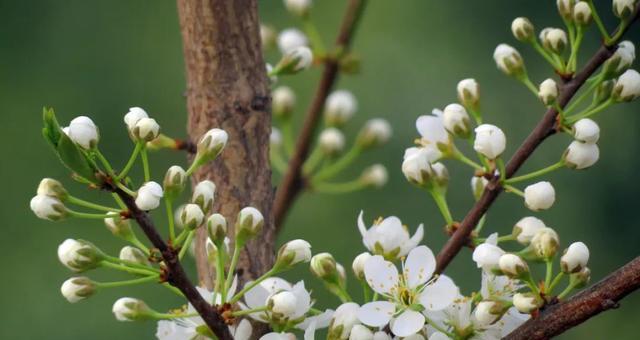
top-left (493, 44), bottom-right (524, 76)
top-left (135, 182), bottom-right (163, 211)
top-left (457, 78), bottom-right (480, 110)
top-left (68, 116), bottom-right (99, 149)
top-left (260, 24), bottom-right (276, 49)
top-left (311, 252), bottom-right (339, 282)
top-left (613, 69), bottom-right (640, 101)
top-left (513, 293), bottom-right (540, 313)
top-left (471, 176), bottom-right (489, 200)
top-left (58, 239), bottom-right (103, 272)
top-left (104, 213), bottom-right (134, 240)
top-left (474, 301), bottom-right (504, 326)
top-left (442, 103), bottom-right (471, 138)
top-left (274, 46), bottom-right (313, 75)
top-left (573, 1), bottom-right (592, 25)
top-left (360, 164), bottom-right (388, 188)
top-left (357, 118), bottom-right (392, 148)
top-left (266, 63), bottom-right (277, 83)
top-left (603, 41), bottom-right (636, 78)
top-left (30, 194), bottom-right (67, 221)
top-left (325, 90), bottom-right (357, 126)
top-left (236, 207), bottom-right (264, 240)
top-left (272, 86), bottom-right (296, 118)
top-left (268, 291), bottom-right (298, 317)
top-left (571, 267), bottom-right (591, 288)
top-left (564, 141), bottom-right (599, 170)
top-left (163, 166), bottom-right (186, 200)
top-left (498, 253), bottom-right (530, 278)
top-left (431, 162), bottom-right (449, 188)
top-left (557, 0), bottom-right (575, 19)
top-left (112, 297), bottom-right (151, 321)
top-left (61, 276), bottom-right (96, 303)
top-left (530, 227), bottom-right (560, 259)
top-left (192, 180), bottom-right (216, 214)
top-left (540, 28), bottom-right (567, 54)
top-left (37, 178), bottom-right (68, 199)
top-left (119, 246), bottom-right (150, 266)
top-left (538, 78), bottom-right (558, 105)
top-left (207, 213), bottom-right (227, 244)
top-left (319, 128), bottom-right (345, 155)
top-left (270, 128), bottom-right (283, 147)
top-left (180, 203), bottom-right (205, 230)
top-left (284, 0), bottom-right (312, 17)
top-left (336, 262), bottom-right (347, 284)
top-left (473, 124), bottom-right (506, 159)
top-left (402, 147), bottom-right (433, 186)
top-left (524, 181), bottom-right (555, 211)
top-left (572, 118), bottom-right (600, 143)
top-left (328, 303), bottom-right (360, 339)
top-left (349, 325), bottom-right (374, 340)
top-left (472, 242), bottom-right (506, 272)
top-left (132, 117), bottom-right (160, 142)
top-left (195, 128), bottom-right (228, 163)
top-left (561, 241), bottom-right (590, 273)
top-left (352, 252), bottom-right (371, 280)
top-left (277, 28), bottom-right (308, 54)
top-left (613, 0), bottom-right (637, 18)
top-left (276, 239), bottom-right (312, 269)
top-left (511, 17), bottom-right (534, 41)
top-left (513, 216), bottom-right (546, 245)
top-left (124, 107), bottom-right (149, 133)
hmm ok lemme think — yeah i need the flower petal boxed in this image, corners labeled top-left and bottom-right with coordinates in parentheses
top-left (419, 275), bottom-right (459, 311)
top-left (357, 301), bottom-right (395, 327)
top-left (404, 245), bottom-right (436, 288)
top-left (292, 280), bottom-right (312, 318)
top-left (390, 309), bottom-right (425, 337)
top-left (364, 255), bottom-right (399, 295)
top-left (303, 321), bottom-right (316, 340)
top-left (400, 223), bottom-right (424, 256)
top-left (428, 332), bottom-right (450, 340)
top-left (358, 210), bottom-right (368, 237)
top-left (244, 277), bottom-right (292, 309)
top-left (233, 319), bottom-right (253, 340)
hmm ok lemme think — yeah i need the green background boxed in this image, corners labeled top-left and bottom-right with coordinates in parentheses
top-left (1, 1), bottom-right (639, 339)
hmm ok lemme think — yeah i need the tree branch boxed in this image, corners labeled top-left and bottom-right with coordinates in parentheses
top-left (504, 256), bottom-right (640, 339)
top-left (273, 0), bottom-right (368, 231)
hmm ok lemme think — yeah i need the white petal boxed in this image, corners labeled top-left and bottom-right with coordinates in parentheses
top-left (400, 224), bottom-right (425, 256)
top-left (358, 210), bottom-right (368, 237)
top-left (419, 275), bottom-right (459, 311)
top-left (486, 232), bottom-right (499, 246)
top-left (428, 332), bottom-right (450, 340)
top-left (304, 321), bottom-right (316, 340)
top-left (390, 309), bottom-right (425, 337)
top-left (404, 245), bottom-right (436, 288)
top-left (292, 281), bottom-right (312, 317)
top-left (228, 275), bottom-right (239, 298)
top-left (244, 277), bottom-right (292, 309)
top-left (297, 309), bottom-right (334, 330)
top-left (416, 115), bottom-right (447, 144)
top-left (233, 319), bottom-right (253, 340)
top-left (357, 301), bottom-right (395, 327)
top-left (364, 255), bottom-right (399, 295)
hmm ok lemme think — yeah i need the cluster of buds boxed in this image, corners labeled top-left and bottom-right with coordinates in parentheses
top-left (124, 107), bottom-right (160, 142)
top-left (564, 118), bottom-right (600, 169)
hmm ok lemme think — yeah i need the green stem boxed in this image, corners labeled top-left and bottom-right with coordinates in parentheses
top-left (94, 149), bottom-right (115, 176)
top-left (302, 14), bottom-right (327, 56)
top-left (270, 149), bottom-right (288, 174)
top-left (566, 98), bottom-right (614, 124)
top-left (474, 214), bottom-right (487, 234)
top-left (231, 306), bottom-right (269, 317)
top-left (424, 315), bottom-right (454, 338)
top-left (567, 26), bottom-right (584, 72)
top-left (100, 261), bottom-right (158, 276)
top-left (140, 146), bottom-right (150, 182)
top-left (607, 19), bottom-right (630, 45)
top-left (214, 244), bottom-right (226, 304)
top-left (111, 193), bottom-right (127, 210)
top-left (452, 147), bottom-right (484, 171)
top-left (312, 145), bottom-right (362, 182)
top-left (165, 198), bottom-right (176, 241)
top-left (67, 210), bottom-right (113, 220)
top-left (557, 282), bottom-right (577, 299)
top-left (104, 255), bottom-right (159, 273)
top-left (587, 0), bottom-right (610, 42)
top-left (116, 142), bottom-right (143, 181)
top-left (302, 145), bottom-right (325, 175)
top-left (129, 237), bottom-right (150, 254)
top-left (531, 39), bottom-right (563, 70)
top-left (281, 119), bottom-right (295, 157)
top-left (174, 230), bottom-right (189, 247)
top-left (162, 283), bottom-right (185, 297)
top-left (97, 275), bottom-right (159, 288)
top-left (361, 280), bottom-right (371, 302)
top-left (565, 74), bottom-right (603, 114)
top-left (548, 272), bottom-right (565, 294)
top-left (230, 268), bottom-right (277, 304)
top-left (505, 161), bottom-right (565, 184)
top-left (224, 239), bottom-right (244, 299)
top-left (519, 74), bottom-right (540, 97)
top-left (313, 179), bottom-right (367, 194)
top-left (151, 312), bottom-right (200, 320)
top-left (67, 196), bottom-right (120, 213)
top-left (179, 231), bottom-right (195, 260)
top-left (503, 184), bottom-right (525, 198)
top-left (429, 189), bottom-right (453, 225)
top-left (115, 182), bottom-right (137, 197)
top-left (522, 272), bottom-right (541, 295)
top-left (545, 260), bottom-right (554, 291)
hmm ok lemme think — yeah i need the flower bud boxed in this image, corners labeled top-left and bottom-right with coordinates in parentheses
top-left (457, 78), bottom-right (480, 110)
top-left (284, 0), bottom-right (312, 17)
top-left (594, 80), bottom-right (615, 104)
top-left (310, 252), bottom-right (340, 283)
top-left (538, 78), bottom-right (558, 105)
top-left (325, 90), bottom-right (357, 126)
top-left (207, 213), bottom-right (227, 245)
top-left (268, 291), bottom-right (298, 317)
top-left (442, 103), bottom-right (471, 138)
top-left (271, 128), bottom-right (283, 147)
top-left (68, 116), bottom-right (99, 149)
top-left (277, 28), bottom-right (308, 54)
top-left (112, 297), bottom-right (152, 321)
top-left (37, 178), bottom-right (68, 199)
top-left (431, 162), bottom-right (449, 188)
top-left (119, 246), bottom-right (150, 266)
top-left (236, 207), bottom-right (264, 241)
top-left (319, 128), bottom-right (345, 155)
top-left (513, 293), bottom-right (541, 313)
top-left (163, 166), bottom-right (186, 200)
top-left (471, 176), bottom-right (489, 201)
top-left (272, 86), bottom-right (296, 118)
top-left (571, 267), bottom-right (591, 288)
top-left (557, 0), bottom-right (575, 20)
top-left (564, 141), bottom-right (599, 170)
top-left (336, 263), bottom-right (347, 285)
top-left (104, 213), bottom-right (135, 240)
top-left (328, 303), bottom-right (360, 339)
top-left (260, 24), bottom-right (276, 50)
top-left (180, 203), bottom-right (205, 230)
top-left (195, 128), bottom-right (228, 164)
top-left (472, 242), bottom-right (506, 272)
top-left (30, 194), bottom-right (67, 221)
top-left (573, 1), bottom-right (592, 25)
top-left (613, 69), bottom-right (640, 101)
top-left (513, 216), bottom-right (546, 245)
top-left (474, 301), bottom-right (506, 326)
top-left (357, 118), bottom-right (392, 148)
top-left (132, 117), bottom-right (160, 142)
top-left (493, 44), bottom-right (525, 76)
top-left (360, 164), bottom-right (388, 188)
top-left (352, 252), bottom-right (371, 280)
top-left (192, 180), bottom-right (216, 214)
top-left (275, 239), bottom-right (312, 270)
top-left (58, 239), bottom-right (103, 272)
top-left (572, 118), bottom-right (600, 143)
top-left (511, 17), bottom-right (534, 41)
top-left (473, 124), bottom-right (506, 160)
top-left (561, 241), bottom-right (590, 273)
top-left (349, 325), bottom-right (374, 340)
top-left (498, 254), bottom-right (530, 278)
top-left (603, 41), bottom-right (636, 78)
top-left (273, 46), bottom-right (313, 75)
top-left (402, 148), bottom-right (433, 186)
top-left (530, 227), bottom-right (560, 259)
top-left (524, 181), bottom-right (555, 211)
top-left (61, 276), bottom-right (96, 303)
top-left (124, 107), bottom-right (149, 133)
top-left (135, 182), bottom-right (163, 211)
top-left (540, 28), bottom-right (567, 54)
top-left (613, 0), bottom-right (636, 18)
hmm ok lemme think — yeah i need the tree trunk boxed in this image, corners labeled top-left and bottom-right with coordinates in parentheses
top-left (176, 0), bottom-right (274, 288)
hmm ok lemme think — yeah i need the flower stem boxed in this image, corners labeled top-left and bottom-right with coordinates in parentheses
top-left (531, 39), bottom-right (563, 70)
top-left (503, 184), bottom-right (525, 198)
top-left (100, 261), bottom-right (158, 276)
top-left (505, 161), bottom-right (565, 184)
top-left (280, 119), bottom-right (295, 157)
top-left (116, 142), bottom-right (143, 181)
top-left (179, 231), bottom-right (195, 260)
top-left (519, 74), bottom-right (540, 97)
top-left (140, 145), bottom-right (151, 182)
top-left (429, 189), bottom-right (454, 225)
top-left (452, 147), bottom-right (484, 171)
top-left (557, 282), bottom-right (577, 299)
top-left (150, 312), bottom-right (200, 320)
top-left (94, 149), bottom-right (116, 176)
top-left (303, 145), bottom-right (324, 175)
top-left (67, 195), bottom-right (120, 213)
top-left (361, 280), bottom-right (371, 302)
top-left (302, 14), bottom-right (326, 56)
top-left (312, 145), bottom-right (362, 182)
top-left (97, 275), bottom-right (159, 289)
top-left (214, 244), bottom-right (226, 304)
top-left (587, 0), bottom-right (610, 42)
top-left (224, 239), bottom-right (244, 299)
top-left (545, 260), bottom-right (554, 291)
top-left (229, 268), bottom-right (277, 304)
top-left (230, 306), bottom-right (268, 317)
top-left (270, 148), bottom-right (288, 174)
top-left (548, 272), bottom-right (565, 294)
top-left (165, 198), bottom-right (176, 241)
top-left (67, 210), bottom-right (113, 220)
top-left (566, 98), bottom-right (614, 124)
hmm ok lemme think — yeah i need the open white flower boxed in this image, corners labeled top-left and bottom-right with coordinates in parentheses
top-left (472, 233), bottom-right (505, 272)
top-left (328, 302), bottom-right (361, 339)
top-left (357, 211), bottom-right (423, 260)
top-left (357, 246), bottom-right (459, 337)
top-left (241, 278), bottom-right (312, 326)
top-left (415, 109), bottom-right (450, 159)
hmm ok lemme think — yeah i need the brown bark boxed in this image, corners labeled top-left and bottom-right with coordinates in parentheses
top-left (176, 0), bottom-right (274, 288)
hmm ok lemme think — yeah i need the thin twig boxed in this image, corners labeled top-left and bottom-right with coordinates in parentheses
top-left (272, 0), bottom-right (368, 231)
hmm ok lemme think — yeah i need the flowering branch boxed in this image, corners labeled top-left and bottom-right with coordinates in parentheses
top-left (505, 256), bottom-right (640, 339)
top-left (435, 2), bottom-right (640, 275)
top-left (273, 0), bottom-right (368, 230)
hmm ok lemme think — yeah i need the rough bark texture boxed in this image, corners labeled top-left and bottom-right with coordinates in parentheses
top-left (176, 0), bottom-right (274, 288)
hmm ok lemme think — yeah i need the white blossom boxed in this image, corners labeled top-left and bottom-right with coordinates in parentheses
top-left (613, 0), bottom-right (636, 18)
top-left (540, 27), bottom-right (567, 53)
top-left (124, 107), bottom-right (148, 132)
top-left (277, 28), bottom-right (308, 54)
top-left (538, 78), bottom-right (558, 105)
top-left (561, 241), bottom-right (590, 273)
top-left (67, 116), bottom-right (99, 149)
top-left (442, 103), bottom-right (471, 138)
top-left (30, 194), bottom-right (66, 221)
top-left (119, 246), bottom-right (149, 266)
top-left (135, 181), bottom-right (163, 211)
top-left (498, 254), bottom-right (529, 278)
top-left (524, 181), bottom-right (556, 211)
top-left (196, 128), bottom-right (228, 161)
top-left (352, 252), bottom-right (372, 280)
top-left (564, 141), bottom-right (599, 169)
top-left (237, 207), bottom-right (265, 239)
top-left (573, 1), bottom-right (592, 25)
top-left (472, 233), bottom-right (505, 272)
top-left (349, 325), bottom-right (374, 340)
top-left (112, 297), bottom-right (150, 321)
top-left (325, 90), bottom-right (357, 126)
top-left (511, 17), bottom-right (534, 41)
top-left (319, 128), bottom-right (346, 155)
top-left (361, 164), bottom-right (388, 188)
top-left (530, 227), bottom-right (560, 259)
top-left (457, 78), bottom-right (480, 109)
top-left (272, 86), bottom-right (296, 117)
top-left (402, 147), bottom-right (436, 186)
top-left (269, 291), bottom-right (298, 317)
top-left (470, 176), bottom-right (489, 200)
top-left (132, 117), bottom-right (160, 142)
top-left (513, 216), bottom-right (546, 245)
top-left (61, 277), bottom-right (95, 303)
top-left (284, 0), bottom-right (312, 16)
top-left (493, 44), bottom-right (524, 76)
top-left (192, 180), bottom-right (216, 213)
top-left (357, 211), bottom-right (423, 260)
top-left (329, 303), bottom-right (361, 339)
top-left (57, 239), bottom-right (102, 272)
top-left (473, 124), bottom-right (506, 159)
top-left (241, 278), bottom-right (312, 325)
top-left (613, 69), bottom-right (640, 101)
top-left (180, 203), bottom-right (205, 230)
top-left (271, 128), bottom-right (283, 146)
top-left (415, 109), bottom-right (449, 159)
top-left (358, 118), bottom-right (392, 147)
top-left (276, 239), bottom-right (312, 269)
top-left (572, 118), bottom-right (600, 143)
top-left (512, 293), bottom-right (540, 314)
top-left (37, 178), bottom-right (67, 198)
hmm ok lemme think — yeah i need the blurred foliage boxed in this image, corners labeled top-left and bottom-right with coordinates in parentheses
top-left (1, 0), bottom-right (639, 339)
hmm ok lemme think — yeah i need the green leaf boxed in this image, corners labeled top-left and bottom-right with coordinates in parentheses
top-left (42, 107), bottom-right (62, 148)
top-left (56, 133), bottom-right (97, 181)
